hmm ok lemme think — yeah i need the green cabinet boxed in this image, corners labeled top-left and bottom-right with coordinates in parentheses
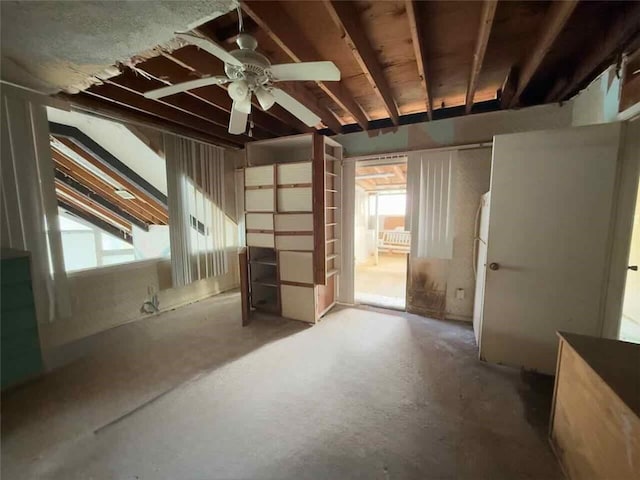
top-left (1, 249), bottom-right (43, 390)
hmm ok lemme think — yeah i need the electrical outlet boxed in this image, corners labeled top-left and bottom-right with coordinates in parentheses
top-left (455, 288), bottom-right (465, 300)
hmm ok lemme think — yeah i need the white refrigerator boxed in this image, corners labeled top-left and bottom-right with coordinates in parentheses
top-left (473, 192), bottom-right (490, 347)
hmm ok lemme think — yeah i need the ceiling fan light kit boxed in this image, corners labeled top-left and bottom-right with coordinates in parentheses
top-left (144, 23), bottom-right (342, 135)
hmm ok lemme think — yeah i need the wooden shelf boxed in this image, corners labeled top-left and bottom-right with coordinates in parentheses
top-left (326, 238), bottom-right (339, 243)
top-left (326, 172), bottom-right (338, 177)
top-left (325, 223), bottom-right (337, 227)
top-left (252, 278), bottom-right (278, 288)
top-left (251, 259), bottom-right (277, 266)
top-left (326, 254), bottom-right (339, 260)
top-left (325, 154), bottom-right (340, 162)
top-left (325, 189), bottom-right (337, 193)
top-left (326, 206), bottom-right (338, 210)
top-left (327, 269), bottom-right (339, 277)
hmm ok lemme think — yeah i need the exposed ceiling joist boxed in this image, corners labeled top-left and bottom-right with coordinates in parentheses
top-left (405, 0), bottom-right (433, 120)
top-left (242, 0), bottom-right (369, 131)
top-left (276, 81), bottom-right (343, 134)
top-left (549, 1), bottom-right (640, 103)
top-left (105, 69), bottom-right (270, 140)
top-left (509, 0), bottom-right (579, 107)
top-left (62, 92), bottom-right (238, 148)
top-left (84, 82), bottom-right (245, 147)
top-left (130, 59), bottom-right (291, 138)
top-left (55, 137), bottom-right (169, 224)
top-left (58, 200), bottom-right (133, 244)
top-left (55, 176), bottom-right (146, 232)
top-left (466, 0), bottom-right (498, 114)
top-left (51, 149), bottom-right (161, 225)
top-left (324, 0), bottom-right (399, 125)
top-left (166, 46), bottom-right (314, 133)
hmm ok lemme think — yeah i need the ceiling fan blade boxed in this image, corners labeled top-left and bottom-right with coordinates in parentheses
top-left (176, 33), bottom-right (243, 67)
top-left (229, 103), bottom-right (248, 134)
top-left (143, 76), bottom-right (229, 99)
top-left (270, 61), bottom-right (341, 82)
top-left (271, 88), bottom-right (322, 127)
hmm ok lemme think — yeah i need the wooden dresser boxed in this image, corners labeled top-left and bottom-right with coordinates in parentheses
top-left (550, 332), bottom-right (640, 479)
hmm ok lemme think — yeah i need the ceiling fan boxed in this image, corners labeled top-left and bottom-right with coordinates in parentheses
top-left (143, 25), bottom-right (341, 135)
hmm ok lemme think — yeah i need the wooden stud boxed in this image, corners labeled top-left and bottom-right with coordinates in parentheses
top-left (465, 1), bottom-right (498, 114)
top-left (242, 0), bottom-right (368, 131)
top-left (405, 0), bottom-right (433, 120)
top-left (324, 0), bottom-right (400, 125)
top-left (509, 0), bottom-right (579, 107)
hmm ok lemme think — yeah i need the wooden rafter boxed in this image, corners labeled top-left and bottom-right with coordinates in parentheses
top-left (55, 180), bottom-right (134, 232)
top-left (54, 138), bottom-right (170, 224)
top-left (466, 0), bottom-right (498, 114)
top-left (84, 82), bottom-right (245, 148)
top-left (508, 0), bottom-right (578, 107)
top-left (393, 165), bottom-right (406, 183)
top-left (138, 51), bottom-right (297, 137)
top-left (61, 92), bottom-right (237, 149)
top-left (242, 0), bottom-right (368, 131)
top-left (548, 1), bottom-right (640, 103)
top-left (51, 148), bottom-right (167, 225)
top-left (324, 0), bottom-right (399, 125)
top-left (105, 69), bottom-right (271, 140)
top-left (405, 0), bottom-right (433, 120)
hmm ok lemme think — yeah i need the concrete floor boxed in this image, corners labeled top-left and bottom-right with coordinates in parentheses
top-left (355, 254), bottom-right (408, 309)
top-left (2, 292), bottom-right (562, 480)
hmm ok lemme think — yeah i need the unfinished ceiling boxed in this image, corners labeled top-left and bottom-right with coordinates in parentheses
top-left (8, 0), bottom-right (639, 146)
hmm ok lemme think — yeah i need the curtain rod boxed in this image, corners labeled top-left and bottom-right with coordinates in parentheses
top-left (344, 141), bottom-right (492, 162)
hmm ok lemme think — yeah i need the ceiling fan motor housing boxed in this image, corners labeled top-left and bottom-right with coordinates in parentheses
top-left (225, 33), bottom-right (272, 89)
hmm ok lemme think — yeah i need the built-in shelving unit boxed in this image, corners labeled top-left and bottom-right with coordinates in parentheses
top-left (239, 133), bottom-right (343, 325)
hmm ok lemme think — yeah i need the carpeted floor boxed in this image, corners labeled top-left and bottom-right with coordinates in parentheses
top-left (1, 292), bottom-right (562, 480)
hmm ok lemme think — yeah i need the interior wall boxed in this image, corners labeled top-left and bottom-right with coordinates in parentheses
top-left (571, 66), bottom-right (622, 127)
top-left (336, 103), bottom-right (573, 157)
top-left (406, 148), bottom-right (492, 321)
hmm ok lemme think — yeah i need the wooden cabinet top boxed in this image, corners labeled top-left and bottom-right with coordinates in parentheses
top-left (558, 332), bottom-right (640, 416)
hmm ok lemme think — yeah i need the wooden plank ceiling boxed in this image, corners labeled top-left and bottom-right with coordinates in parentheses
top-left (64, 0), bottom-right (640, 147)
top-left (51, 135), bottom-right (168, 241)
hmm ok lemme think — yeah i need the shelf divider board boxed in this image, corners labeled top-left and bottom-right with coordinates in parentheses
top-left (313, 133), bottom-right (327, 285)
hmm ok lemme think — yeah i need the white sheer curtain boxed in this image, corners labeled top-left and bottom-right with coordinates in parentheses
top-left (407, 150), bottom-right (457, 259)
top-left (1, 84), bottom-right (71, 322)
top-left (164, 134), bottom-right (228, 287)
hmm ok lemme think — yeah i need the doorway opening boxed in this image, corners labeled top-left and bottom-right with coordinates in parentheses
top-left (620, 184), bottom-right (640, 344)
top-left (354, 158), bottom-right (408, 309)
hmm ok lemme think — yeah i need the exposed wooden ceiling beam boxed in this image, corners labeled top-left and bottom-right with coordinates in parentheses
top-left (324, 0), bottom-right (399, 125)
top-left (393, 165), bottom-right (406, 183)
top-left (105, 69), bottom-right (270, 140)
top-left (508, 0), bottom-right (578, 107)
top-left (549, 1), bottom-right (640, 103)
top-left (242, 0), bottom-right (369, 131)
top-left (143, 50), bottom-right (299, 137)
top-left (55, 179), bottom-right (142, 232)
top-left (466, 0), bottom-right (498, 114)
top-left (276, 81), bottom-right (343, 134)
top-left (56, 137), bottom-right (170, 224)
top-left (82, 84), bottom-right (244, 148)
top-left (58, 199), bottom-right (133, 243)
top-left (60, 92), bottom-right (239, 149)
top-left (52, 148), bottom-right (161, 225)
top-left (166, 46), bottom-right (314, 134)
top-left (405, 0), bottom-right (433, 120)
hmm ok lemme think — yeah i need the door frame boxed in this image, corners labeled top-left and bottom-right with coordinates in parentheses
top-left (601, 119), bottom-right (640, 338)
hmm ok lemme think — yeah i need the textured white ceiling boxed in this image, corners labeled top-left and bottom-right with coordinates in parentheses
top-left (1, 0), bottom-right (238, 93)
